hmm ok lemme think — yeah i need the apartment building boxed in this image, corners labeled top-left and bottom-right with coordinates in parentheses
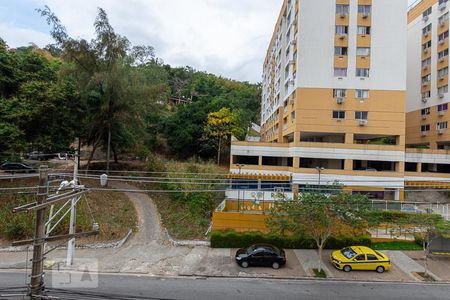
top-left (405, 0), bottom-right (450, 178)
top-left (229, 0), bottom-right (408, 201)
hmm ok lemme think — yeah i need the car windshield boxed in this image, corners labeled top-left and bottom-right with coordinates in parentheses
top-left (246, 246), bottom-right (256, 254)
top-left (341, 247), bottom-right (357, 259)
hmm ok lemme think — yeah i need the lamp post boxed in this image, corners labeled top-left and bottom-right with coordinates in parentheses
top-left (315, 166), bottom-right (325, 186)
top-left (236, 164), bottom-right (245, 212)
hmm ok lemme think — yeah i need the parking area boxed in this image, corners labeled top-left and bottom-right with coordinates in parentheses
top-left (321, 250), bottom-right (414, 282)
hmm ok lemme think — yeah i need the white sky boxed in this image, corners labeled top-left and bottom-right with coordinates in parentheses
top-left (1, 0), bottom-right (418, 83)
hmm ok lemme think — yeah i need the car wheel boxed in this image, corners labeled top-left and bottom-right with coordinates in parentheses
top-left (241, 261), bottom-right (249, 268)
top-left (343, 265), bottom-right (352, 272)
top-left (272, 262), bottom-right (280, 269)
top-left (376, 266), bottom-right (385, 273)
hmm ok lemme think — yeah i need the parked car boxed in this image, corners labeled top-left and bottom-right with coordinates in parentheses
top-left (330, 246), bottom-right (391, 273)
top-left (235, 244), bottom-right (286, 269)
top-left (0, 162), bottom-right (36, 173)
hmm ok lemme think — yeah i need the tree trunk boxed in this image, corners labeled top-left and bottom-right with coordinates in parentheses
top-left (86, 140), bottom-right (100, 172)
top-left (318, 244), bottom-right (323, 273)
top-left (77, 138), bottom-right (81, 170)
top-left (106, 124), bottom-right (111, 174)
top-left (113, 145), bottom-right (118, 164)
top-left (217, 138), bottom-right (221, 165)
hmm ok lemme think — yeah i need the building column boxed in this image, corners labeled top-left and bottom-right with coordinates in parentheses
top-left (395, 189), bottom-right (405, 201)
top-left (345, 133), bottom-right (354, 145)
top-left (258, 156), bottom-right (263, 166)
top-left (396, 135), bottom-right (405, 146)
top-left (293, 157), bottom-right (300, 169)
top-left (344, 159), bottom-right (353, 171)
top-left (417, 162), bottom-right (422, 173)
top-left (430, 141), bottom-right (438, 150)
top-left (397, 162), bottom-right (405, 172)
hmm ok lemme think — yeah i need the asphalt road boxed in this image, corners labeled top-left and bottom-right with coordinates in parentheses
top-left (0, 271), bottom-right (449, 300)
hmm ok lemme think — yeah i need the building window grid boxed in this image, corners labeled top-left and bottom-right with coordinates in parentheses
top-left (333, 110), bottom-right (346, 120)
top-left (356, 68), bottom-right (370, 78)
top-left (355, 111), bottom-right (369, 120)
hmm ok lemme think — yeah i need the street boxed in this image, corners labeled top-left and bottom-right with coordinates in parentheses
top-left (0, 271), bottom-right (449, 300)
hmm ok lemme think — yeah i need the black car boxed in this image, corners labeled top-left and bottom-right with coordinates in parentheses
top-left (0, 162), bottom-right (36, 173)
top-left (235, 244), bottom-right (286, 269)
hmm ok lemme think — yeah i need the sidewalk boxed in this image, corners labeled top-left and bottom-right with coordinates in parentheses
top-left (1, 245), bottom-right (449, 283)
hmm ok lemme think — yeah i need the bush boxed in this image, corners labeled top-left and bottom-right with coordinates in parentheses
top-left (210, 231), bottom-right (371, 249)
top-left (5, 223), bottom-right (26, 240)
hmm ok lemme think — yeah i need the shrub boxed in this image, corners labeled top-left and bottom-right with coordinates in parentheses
top-left (5, 223), bottom-right (26, 240)
top-left (210, 231), bottom-right (371, 249)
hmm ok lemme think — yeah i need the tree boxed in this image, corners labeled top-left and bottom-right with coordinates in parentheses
top-left (39, 6), bottom-right (167, 169)
top-left (268, 191), bottom-right (371, 272)
top-left (204, 107), bottom-right (242, 164)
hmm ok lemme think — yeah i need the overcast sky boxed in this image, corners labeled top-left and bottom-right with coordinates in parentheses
top-left (1, 0), bottom-right (417, 83)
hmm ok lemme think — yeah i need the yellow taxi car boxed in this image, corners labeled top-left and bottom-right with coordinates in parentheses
top-left (330, 246), bottom-right (391, 273)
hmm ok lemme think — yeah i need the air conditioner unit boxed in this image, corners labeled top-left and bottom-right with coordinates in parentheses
top-left (423, 65), bottom-right (429, 70)
top-left (438, 128), bottom-right (446, 135)
top-left (424, 48), bottom-right (429, 53)
top-left (424, 31), bottom-right (429, 37)
top-left (289, 98), bottom-right (295, 105)
top-left (439, 110), bottom-right (445, 116)
top-left (340, 12), bottom-right (347, 19)
top-left (359, 119), bottom-right (368, 126)
top-left (439, 93), bottom-right (445, 98)
top-left (439, 2), bottom-right (447, 11)
top-left (362, 12), bottom-right (370, 19)
top-left (421, 131), bottom-right (429, 136)
top-left (423, 15), bottom-right (429, 22)
top-left (422, 97), bottom-right (428, 103)
top-left (439, 39), bottom-right (445, 45)
top-left (339, 34), bottom-right (347, 40)
top-left (440, 74), bottom-right (446, 80)
top-left (422, 82), bottom-right (429, 87)
top-left (336, 96), bottom-right (345, 104)
top-left (440, 57), bottom-right (445, 63)
top-left (422, 114), bottom-right (428, 120)
top-left (440, 20), bottom-right (446, 27)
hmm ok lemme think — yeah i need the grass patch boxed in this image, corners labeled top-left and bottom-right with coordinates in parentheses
top-left (415, 272), bottom-right (436, 282)
top-left (372, 241), bottom-right (422, 251)
top-left (0, 177), bottom-right (137, 243)
top-left (312, 268), bottom-right (327, 278)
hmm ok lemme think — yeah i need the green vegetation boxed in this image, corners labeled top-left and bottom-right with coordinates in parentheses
top-left (0, 178), bottom-right (137, 242)
top-left (0, 7), bottom-right (260, 164)
top-left (312, 268), bottom-right (327, 278)
top-left (267, 191), bottom-right (373, 272)
top-left (371, 242), bottom-right (422, 251)
top-left (210, 231), bottom-right (371, 249)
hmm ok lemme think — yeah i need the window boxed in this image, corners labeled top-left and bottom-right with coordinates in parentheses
top-left (336, 4), bottom-right (349, 15)
top-left (439, 31), bottom-right (449, 42)
top-left (334, 68), bottom-right (347, 77)
top-left (355, 254), bottom-right (366, 261)
top-left (439, 12), bottom-right (449, 24)
top-left (356, 68), bottom-right (370, 77)
top-left (356, 89), bottom-right (369, 99)
top-left (438, 103), bottom-right (448, 111)
top-left (422, 58), bottom-right (432, 68)
top-left (336, 25), bottom-right (349, 35)
top-left (423, 40), bottom-right (432, 51)
top-left (439, 85), bottom-right (449, 94)
top-left (439, 0), bottom-right (448, 5)
top-left (357, 26), bottom-right (371, 35)
top-left (422, 91), bottom-right (431, 98)
top-left (438, 67), bottom-right (449, 78)
top-left (358, 5), bottom-right (371, 15)
top-left (438, 49), bottom-right (449, 59)
top-left (423, 7), bottom-right (432, 18)
top-left (423, 24), bottom-right (432, 36)
top-left (422, 74), bottom-right (431, 84)
top-left (421, 107), bottom-right (431, 115)
top-left (367, 254), bottom-right (378, 261)
top-left (355, 111), bottom-right (369, 120)
top-left (335, 47), bottom-right (348, 55)
top-left (437, 121), bottom-right (448, 130)
top-left (356, 47), bottom-right (370, 56)
top-left (421, 124), bottom-right (430, 132)
top-left (333, 89), bottom-right (346, 97)
top-left (333, 110), bottom-right (346, 119)
top-left (291, 111), bottom-right (295, 120)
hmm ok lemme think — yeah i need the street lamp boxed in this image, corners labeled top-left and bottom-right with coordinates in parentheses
top-left (315, 166), bottom-right (325, 186)
top-left (236, 164), bottom-right (245, 212)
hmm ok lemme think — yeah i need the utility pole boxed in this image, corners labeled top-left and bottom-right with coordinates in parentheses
top-left (29, 166), bottom-right (48, 298)
top-left (66, 151), bottom-right (79, 266)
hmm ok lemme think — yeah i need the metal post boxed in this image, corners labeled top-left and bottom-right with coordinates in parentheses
top-left (66, 151), bottom-right (78, 266)
top-left (30, 166), bottom-right (48, 298)
top-left (236, 164), bottom-right (244, 212)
